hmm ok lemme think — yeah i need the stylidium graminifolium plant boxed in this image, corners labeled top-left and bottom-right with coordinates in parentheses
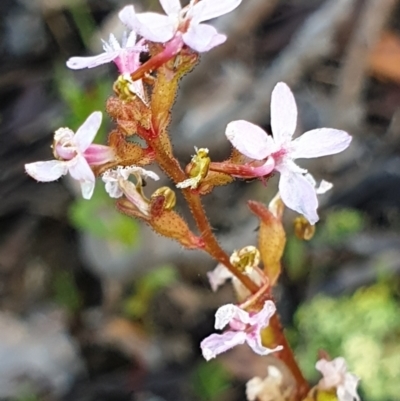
top-left (24, 1), bottom-right (360, 400)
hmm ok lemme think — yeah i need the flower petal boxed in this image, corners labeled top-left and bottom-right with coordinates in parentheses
top-left (66, 52), bottom-right (118, 70)
top-left (200, 331), bottom-right (247, 361)
top-left (339, 373), bottom-right (361, 401)
top-left (191, 0), bottom-right (242, 23)
top-left (74, 111), bottom-right (102, 152)
top-left (119, 166), bottom-right (160, 181)
top-left (25, 160), bottom-right (68, 182)
top-left (83, 144), bottom-right (115, 165)
top-left (119, 6), bottom-right (175, 43)
top-left (278, 170), bottom-right (319, 224)
top-left (207, 264), bottom-right (234, 292)
top-left (68, 156), bottom-right (96, 199)
top-left (226, 120), bottom-right (274, 160)
top-left (291, 128), bottom-right (352, 159)
top-left (182, 23), bottom-right (226, 52)
top-left (102, 170), bottom-right (123, 198)
top-left (246, 333), bottom-right (283, 356)
top-left (270, 82), bottom-right (297, 146)
top-left (159, 0), bottom-right (182, 15)
top-left (125, 30), bottom-right (138, 48)
top-left (248, 300), bottom-right (276, 327)
top-left (215, 304), bottom-right (250, 330)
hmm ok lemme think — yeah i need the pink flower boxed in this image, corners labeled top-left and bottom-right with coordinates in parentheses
top-left (119, 0), bottom-right (242, 53)
top-left (25, 112), bottom-right (113, 199)
top-left (66, 32), bottom-right (146, 102)
top-left (67, 31), bottom-right (145, 73)
top-left (316, 357), bottom-right (361, 401)
top-left (102, 166), bottom-right (159, 216)
top-left (226, 82), bottom-right (352, 224)
top-left (200, 301), bottom-right (282, 361)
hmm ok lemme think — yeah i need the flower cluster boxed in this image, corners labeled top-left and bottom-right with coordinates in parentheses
top-left (22, 1), bottom-right (361, 400)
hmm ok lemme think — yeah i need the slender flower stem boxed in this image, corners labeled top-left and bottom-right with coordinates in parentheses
top-left (270, 312), bottom-right (310, 400)
top-left (148, 135), bottom-right (259, 293)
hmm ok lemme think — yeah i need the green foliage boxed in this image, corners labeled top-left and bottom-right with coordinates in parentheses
top-left (294, 284), bottom-right (400, 401)
top-left (15, 389), bottom-right (40, 401)
top-left (192, 360), bottom-right (231, 401)
top-left (69, 185), bottom-right (140, 246)
top-left (284, 235), bottom-right (307, 280)
top-left (53, 270), bottom-right (81, 313)
top-left (124, 265), bottom-right (177, 319)
top-left (317, 208), bottom-right (364, 245)
top-left (57, 69), bottom-right (112, 142)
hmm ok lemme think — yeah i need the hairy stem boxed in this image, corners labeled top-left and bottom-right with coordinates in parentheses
top-left (150, 136), bottom-right (259, 293)
top-left (270, 313), bottom-right (310, 400)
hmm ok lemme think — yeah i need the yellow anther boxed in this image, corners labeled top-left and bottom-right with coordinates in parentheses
top-left (151, 186), bottom-right (177, 210)
top-left (294, 216), bottom-right (316, 241)
top-left (176, 147), bottom-right (210, 189)
top-left (230, 245), bottom-right (260, 274)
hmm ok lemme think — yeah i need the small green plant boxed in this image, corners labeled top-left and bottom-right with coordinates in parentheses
top-left (294, 283), bottom-right (400, 401)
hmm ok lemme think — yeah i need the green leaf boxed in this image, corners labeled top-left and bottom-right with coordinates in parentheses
top-left (69, 185), bottom-right (140, 247)
top-left (124, 265), bottom-right (178, 319)
top-left (192, 360), bottom-right (231, 401)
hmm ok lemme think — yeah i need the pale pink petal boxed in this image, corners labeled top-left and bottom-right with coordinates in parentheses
top-left (119, 166), bottom-right (160, 181)
top-left (316, 358), bottom-right (360, 401)
top-left (102, 170), bottom-right (123, 198)
top-left (182, 23), bottom-right (226, 52)
top-left (119, 5), bottom-right (137, 27)
top-left (201, 331), bottom-right (247, 361)
top-left (25, 160), bottom-right (68, 182)
top-left (278, 170), bottom-right (319, 224)
top-left (304, 174), bottom-right (333, 195)
top-left (66, 52), bottom-right (118, 70)
top-left (291, 128), bottom-right (352, 159)
top-left (119, 6), bottom-right (175, 43)
top-left (83, 144), bottom-right (115, 165)
top-left (120, 180), bottom-right (151, 216)
top-left (270, 82), bottom-right (297, 146)
top-left (74, 111), bottom-right (102, 152)
top-left (159, 0), bottom-right (182, 15)
top-left (207, 264), bottom-right (233, 292)
top-left (191, 0), bottom-right (242, 23)
top-left (215, 304), bottom-right (250, 330)
top-left (316, 180), bottom-right (333, 195)
top-left (246, 333), bottom-right (283, 356)
top-left (125, 31), bottom-right (138, 48)
top-left (135, 13), bottom-right (176, 42)
top-left (226, 120), bottom-right (275, 160)
top-left (68, 156), bottom-right (96, 199)
top-left (248, 300), bottom-right (276, 327)
top-left (338, 373), bottom-right (360, 401)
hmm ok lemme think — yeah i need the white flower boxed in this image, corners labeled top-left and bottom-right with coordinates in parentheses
top-left (102, 166), bottom-right (159, 216)
top-left (25, 112), bottom-right (112, 199)
top-left (225, 82), bottom-right (352, 224)
top-left (316, 357), bottom-right (361, 401)
top-left (119, 0), bottom-right (242, 53)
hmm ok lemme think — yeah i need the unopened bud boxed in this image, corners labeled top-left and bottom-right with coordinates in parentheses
top-left (151, 186), bottom-right (176, 210)
top-left (294, 216), bottom-right (315, 240)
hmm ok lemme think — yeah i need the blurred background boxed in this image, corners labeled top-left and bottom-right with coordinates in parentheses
top-left (1, 0), bottom-right (400, 400)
